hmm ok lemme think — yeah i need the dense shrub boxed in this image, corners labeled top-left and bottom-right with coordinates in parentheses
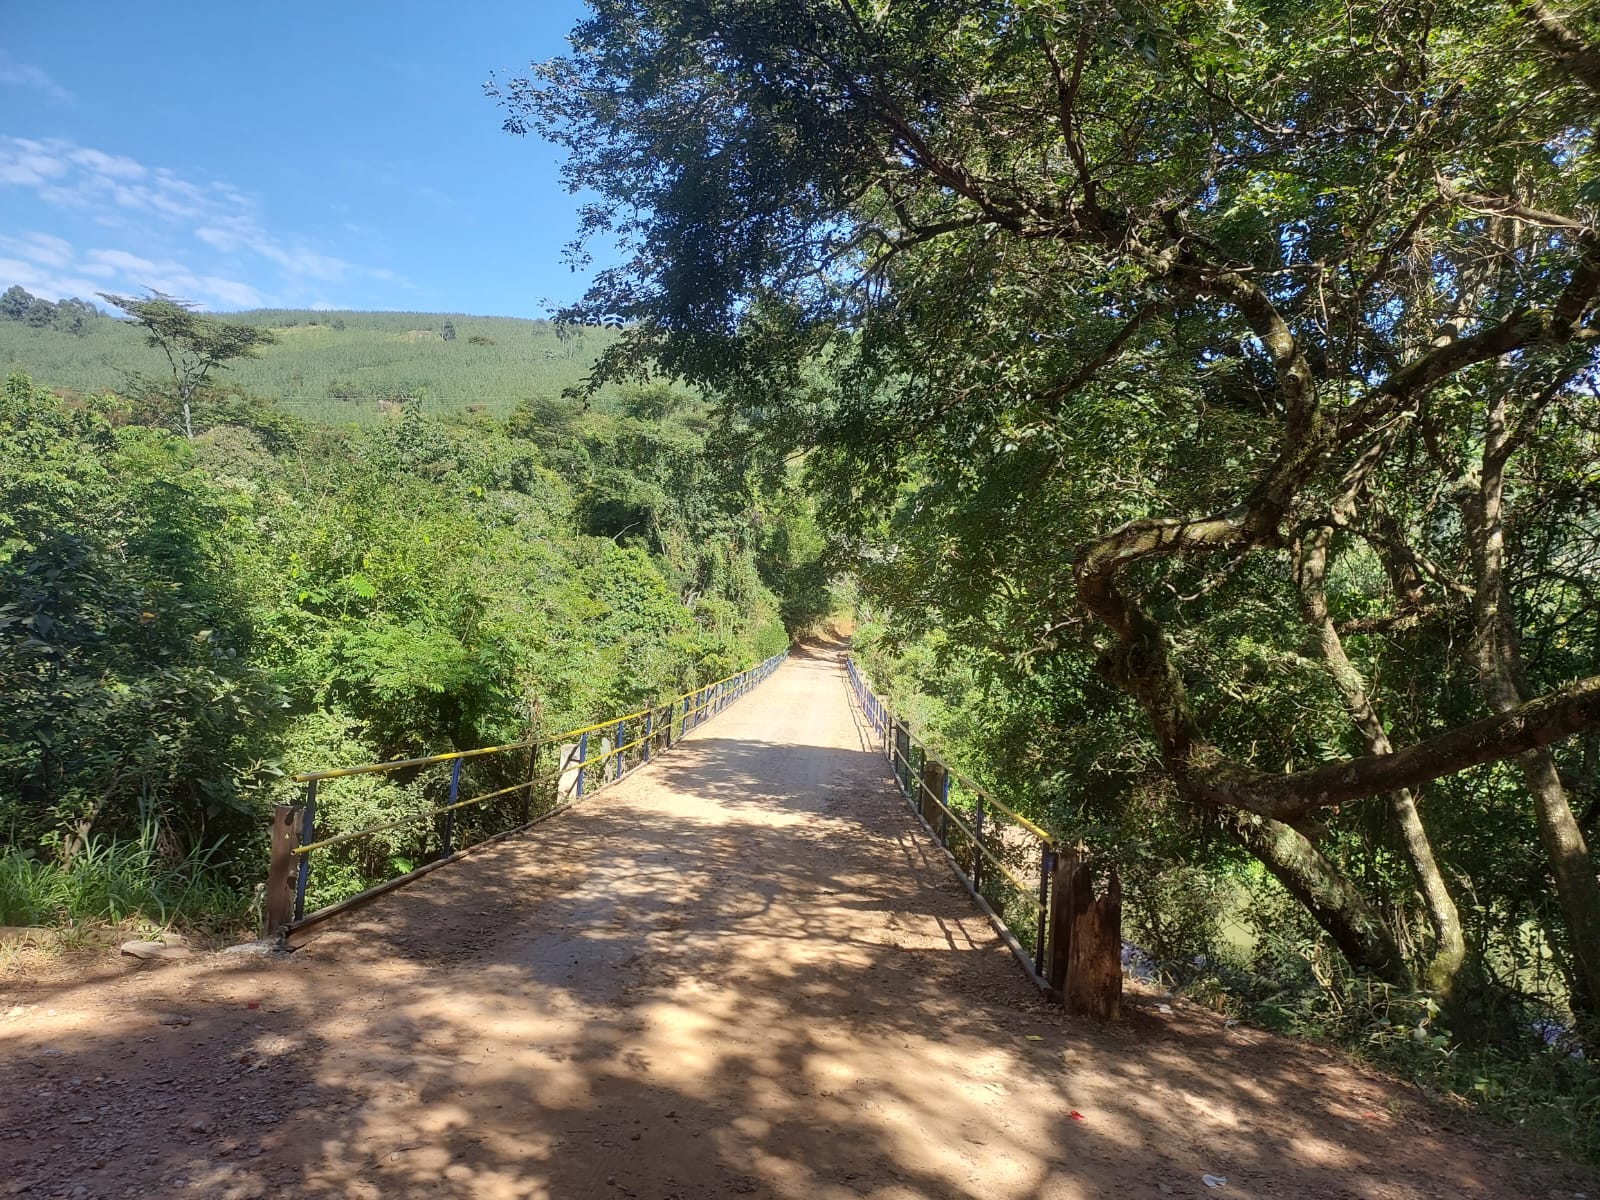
top-left (0, 373), bottom-right (818, 925)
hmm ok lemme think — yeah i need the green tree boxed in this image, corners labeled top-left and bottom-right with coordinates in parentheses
top-left (0, 374), bottom-right (281, 860)
top-left (502, 0), bottom-right (1600, 1007)
top-left (100, 291), bottom-right (278, 440)
top-left (55, 297), bottom-right (97, 336)
top-left (0, 285), bottom-right (34, 321)
top-left (23, 298), bottom-right (57, 328)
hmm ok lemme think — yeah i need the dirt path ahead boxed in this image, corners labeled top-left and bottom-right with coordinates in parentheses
top-left (1, 643), bottom-right (1592, 1199)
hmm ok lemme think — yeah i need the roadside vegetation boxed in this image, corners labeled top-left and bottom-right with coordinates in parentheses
top-left (0, 352), bottom-right (830, 935)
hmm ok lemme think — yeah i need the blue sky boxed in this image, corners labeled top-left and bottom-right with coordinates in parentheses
top-left (0, 1), bottom-right (608, 317)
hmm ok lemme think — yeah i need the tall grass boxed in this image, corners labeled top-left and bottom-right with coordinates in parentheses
top-left (0, 825), bottom-right (250, 930)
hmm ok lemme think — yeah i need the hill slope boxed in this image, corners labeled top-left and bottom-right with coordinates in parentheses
top-left (0, 307), bottom-right (621, 422)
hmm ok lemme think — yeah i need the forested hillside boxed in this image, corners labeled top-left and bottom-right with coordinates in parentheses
top-left (0, 296), bottom-right (617, 421)
top-left (0, 361), bottom-right (828, 924)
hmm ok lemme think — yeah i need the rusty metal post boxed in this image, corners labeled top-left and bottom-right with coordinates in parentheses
top-left (293, 780), bottom-right (317, 920)
top-left (920, 759), bottom-right (948, 829)
top-left (1034, 844), bottom-right (1053, 978)
top-left (264, 803), bottom-right (301, 936)
top-left (1046, 847), bottom-right (1075, 997)
top-left (971, 795), bottom-right (987, 893)
top-left (521, 742), bottom-right (537, 826)
top-left (893, 721), bottom-right (912, 796)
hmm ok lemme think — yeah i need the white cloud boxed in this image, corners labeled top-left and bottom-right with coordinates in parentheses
top-left (194, 222), bottom-right (345, 281)
top-left (84, 248), bottom-right (161, 275)
top-left (2, 138), bottom-right (228, 223)
top-left (194, 275), bottom-right (266, 308)
top-left (82, 247), bottom-right (264, 308)
top-left (0, 233), bottom-right (263, 309)
top-left (68, 147), bottom-right (145, 180)
top-left (0, 138), bottom-right (70, 186)
top-left (0, 135), bottom-right (407, 308)
top-left (0, 52), bottom-right (73, 103)
top-left (0, 231), bottom-right (73, 269)
top-left (0, 256), bottom-right (103, 303)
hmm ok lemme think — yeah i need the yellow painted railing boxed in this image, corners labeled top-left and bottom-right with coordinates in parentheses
top-left (272, 651), bottom-right (788, 929)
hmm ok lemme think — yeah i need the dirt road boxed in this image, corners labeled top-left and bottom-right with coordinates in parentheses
top-left (1, 643), bottom-right (1592, 1199)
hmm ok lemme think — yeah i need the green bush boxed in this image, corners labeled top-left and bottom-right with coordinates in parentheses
top-left (0, 824), bottom-right (250, 931)
top-left (0, 370), bottom-right (809, 926)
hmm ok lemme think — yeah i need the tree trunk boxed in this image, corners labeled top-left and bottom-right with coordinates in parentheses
top-left (1297, 522), bottom-right (1467, 996)
top-left (1387, 789), bottom-right (1467, 994)
top-left (1468, 389), bottom-right (1600, 1016)
top-left (1227, 812), bottom-right (1411, 987)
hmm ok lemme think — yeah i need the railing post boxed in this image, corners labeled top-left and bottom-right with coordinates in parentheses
top-left (616, 719), bottom-right (626, 780)
top-left (1035, 845), bottom-right (1054, 978)
top-left (920, 759), bottom-right (948, 830)
top-left (892, 721), bottom-right (912, 796)
top-left (522, 742), bottom-right (536, 825)
top-left (971, 795), bottom-right (986, 893)
top-left (665, 700), bottom-right (675, 748)
top-left (264, 803), bottom-right (301, 936)
top-left (442, 757), bottom-right (462, 856)
top-left (939, 772), bottom-right (951, 844)
top-left (293, 779), bottom-right (317, 921)
top-left (1047, 847), bottom-right (1075, 997)
top-left (576, 730), bottom-right (589, 798)
top-left (643, 710), bottom-right (653, 761)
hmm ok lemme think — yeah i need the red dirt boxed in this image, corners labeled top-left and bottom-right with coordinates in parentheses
top-left (1, 642), bottom-right (1590, 1199)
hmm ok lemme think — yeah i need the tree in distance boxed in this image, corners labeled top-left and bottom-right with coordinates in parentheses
top-left (99, 291), bottom-right (277, 439)
top-left (0, 285), bottom-right (32, 321)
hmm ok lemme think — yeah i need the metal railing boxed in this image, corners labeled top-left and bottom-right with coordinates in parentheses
top-left (264, 650), bottom-right (788, 935)
top-left (846, 654), bottom-right (1073, 995)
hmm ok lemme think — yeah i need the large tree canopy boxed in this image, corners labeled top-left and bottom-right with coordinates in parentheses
top-left (500, 1), bottom-right (1600, 1004)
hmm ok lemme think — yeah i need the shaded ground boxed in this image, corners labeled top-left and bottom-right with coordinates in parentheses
top-left (1, 642), bottom-right (1590, 1199)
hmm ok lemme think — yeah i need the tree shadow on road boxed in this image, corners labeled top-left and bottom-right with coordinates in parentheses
top-left (2, 682), bottom-right (1594, 1199)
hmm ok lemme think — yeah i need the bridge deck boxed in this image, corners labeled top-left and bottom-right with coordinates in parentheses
top-left (1, 643), bottom-right (1587, 1199)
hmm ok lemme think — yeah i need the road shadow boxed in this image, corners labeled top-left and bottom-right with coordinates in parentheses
top-left (1, 654), bottom-right (1594, 1199)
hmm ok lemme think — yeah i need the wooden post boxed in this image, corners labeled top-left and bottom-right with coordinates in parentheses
top-left (920, 759), bottom-right (948, 829)
top-left (264, 804), bottom-right (301, 936)
top-left (1060, 852), bottom-right (1122, 1021)
top-left (893, 722), bottom-right (912, 794)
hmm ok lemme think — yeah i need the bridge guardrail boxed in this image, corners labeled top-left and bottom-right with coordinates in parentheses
top-left (845, 654), bottom-right (1122, 1016)
top-left (264, 650), bottom-right (788, 937)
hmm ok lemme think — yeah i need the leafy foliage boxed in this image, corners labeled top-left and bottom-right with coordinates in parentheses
top-left (505, 0), bottom-right (1600, 1054)
top-left (0, 362), bottom-right (818, 924)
